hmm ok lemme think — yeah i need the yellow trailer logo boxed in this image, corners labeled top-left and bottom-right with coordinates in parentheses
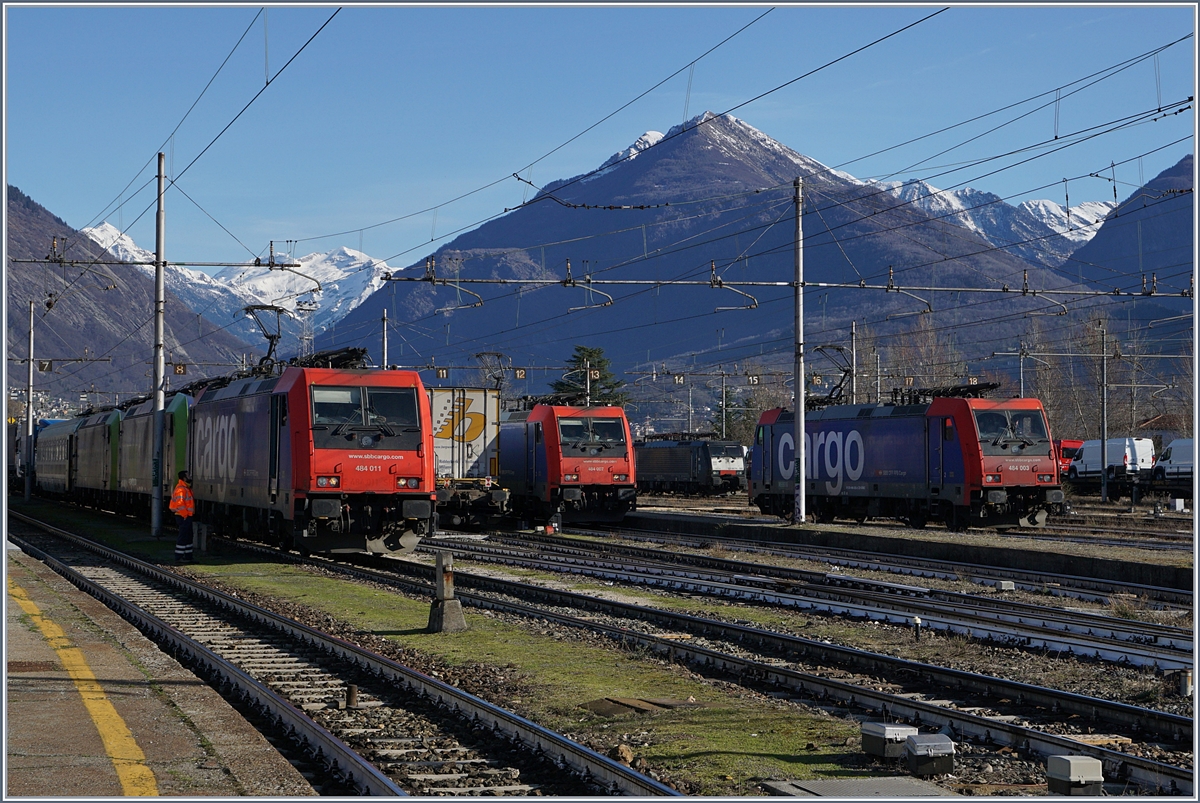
top-left (433, 397), bottom-right (486, 443)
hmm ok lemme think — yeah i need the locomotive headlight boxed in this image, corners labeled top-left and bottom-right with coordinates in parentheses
top-left (985, 474), bottom-right (1002, 483)
top-left (613, 474), bottom-right (628, 482)
top-left (563, 474), bottom-right (579, 482)
top-left (1037, 474), bottom-right (1054, 483)
top-left (397, 477), bottom-right (420, 489)
top-left (317, 475), bottom-right (341, 488)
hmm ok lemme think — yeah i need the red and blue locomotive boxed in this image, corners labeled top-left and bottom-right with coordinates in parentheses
top-left (31, 350), bottom-right (437, 556)
top-left (191, 363), bottom-right (436, 554)
top-left (497, 403), bottom-right (637, 524)
top-left (749, 388), bottom-right (1063, 530)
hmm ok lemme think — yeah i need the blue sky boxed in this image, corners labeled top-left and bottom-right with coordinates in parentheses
top-left (5, 4), bottom-right (1195, 274)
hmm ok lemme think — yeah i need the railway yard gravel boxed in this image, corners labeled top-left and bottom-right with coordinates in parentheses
top-left (178, 534), bottom-right (1194, 797)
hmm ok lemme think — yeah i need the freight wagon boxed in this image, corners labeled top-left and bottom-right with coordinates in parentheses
top-left (429, 387), bottom-right (509, 528)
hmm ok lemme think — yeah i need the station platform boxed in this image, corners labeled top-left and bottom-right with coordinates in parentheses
top-left (5, 537), bottom-right (316, 797)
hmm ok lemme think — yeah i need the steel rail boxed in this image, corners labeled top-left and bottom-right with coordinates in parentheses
top-left (199, 536), bottom-right (1190, 745)
top-left (225, 537), bottom-right (1194, 795)
top-left (590, 522), bottom-right (1195, 606)
top-left (421, 538), bottom-right (1192, 670)
top-left (8, 531), bottom-right (405, 796)
top-left (9, 512), bottom-right (680, 797)
top-left (485, 532), bottom-right (1193, 650)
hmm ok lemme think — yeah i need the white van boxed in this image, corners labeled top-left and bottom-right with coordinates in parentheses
top-left (1067, 437), bottom-right (1156, 481)
top-left (1152, 438), bottom-right (1193, 482)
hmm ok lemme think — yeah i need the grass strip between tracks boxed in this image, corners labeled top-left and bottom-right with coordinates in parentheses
top-left (9, 496), bottom-right (872, 796)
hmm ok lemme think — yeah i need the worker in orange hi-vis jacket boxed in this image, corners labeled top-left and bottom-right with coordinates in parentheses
top-left (168, 470), bottom-right (195, 564)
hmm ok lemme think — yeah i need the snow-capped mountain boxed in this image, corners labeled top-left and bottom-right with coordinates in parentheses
top-left (876, 180), bottom-right (1115, 269)
top-left (326, 111), bottom-right (1120, 371)
top-left (1018, 199), bottom-right (1116, 245)
top-left (593, 130), bottom-right (664, 175)
top-left (213, 247), bottom-right (392, 333)
top-left (83, 224), bottom-right (394, 355)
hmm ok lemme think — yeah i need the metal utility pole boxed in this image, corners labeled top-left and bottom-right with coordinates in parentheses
top-left (793, 177), bottom-right (806, 524)
top-left (875, 350), bottom-right (881, 403)
top-left (585, 359), bottom-right (592, 407)
top-left (382, 308), bottom-right (388, 368)
top-left (151, 153), bottom-right (166, 539)
top-left (24, 301), bottom-right (34, 502)
top-left (850, 322), bottom-right (858, 405)
top-left (720, 372), bottom-right (727, 438)
top-left (1019, 341), bottom-right (1025, 397)
top-left (1100, 321), bottom-right (1109, 504)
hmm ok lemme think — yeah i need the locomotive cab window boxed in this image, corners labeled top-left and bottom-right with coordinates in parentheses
top-left (558, 417), bottom-right (627, 456)
top-left (973, 407), bottom-right (1051, 456)
top-left (311, 386), bottom-right (421, 451)
top-left (313, 387), bottom-right (363, 425)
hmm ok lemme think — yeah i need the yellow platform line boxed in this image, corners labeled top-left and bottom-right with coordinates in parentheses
top-left (8, 576), bottom-right (159, 796)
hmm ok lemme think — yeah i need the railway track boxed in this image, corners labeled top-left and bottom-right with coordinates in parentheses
top-left (11, 508), bottom-right (1193, 794)
top-left (200, 533), bottom-right (1195, 795)
top-left (639, 497), bottom-right (1195, 545)
top-left (584, 522), bottom-right (1194, 609)
top-left (7, 512), bottom-right (679, 797)
top-left (429, 534), bottom-right (1192, 670)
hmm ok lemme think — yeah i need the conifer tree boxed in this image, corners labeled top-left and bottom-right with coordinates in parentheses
top-left (550, 345), bottom-right (629, 406)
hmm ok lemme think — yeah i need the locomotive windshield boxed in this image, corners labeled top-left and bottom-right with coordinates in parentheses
top-left (973, 407), bottom-right (1051, 457)
top-left (311, 386), bottom-right (421, 450)
top-left (558, 416), bottom-right (627, 456)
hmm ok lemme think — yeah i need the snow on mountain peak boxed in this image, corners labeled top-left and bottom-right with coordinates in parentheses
top-left (1018, 198), bottom-right (1116, 243)
top-left (81, 223), bottom-right (394, 342)
top-left (594, 130), bottom-right (665, 175)
top-left (83, 222), bottom-right (155, 274)
top-left (213, 246), bottom-right (393, 329)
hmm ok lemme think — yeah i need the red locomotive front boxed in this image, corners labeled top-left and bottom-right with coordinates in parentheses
top-left (192, 366), bottom-right (436, 554)
top-left (498, 404), bottom-right (637, 524)
top-left (943, 396), bottom-right (1062, 527)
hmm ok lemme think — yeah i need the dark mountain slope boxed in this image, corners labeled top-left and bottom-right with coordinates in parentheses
top-left (1067, 155), bottom-right (1193, 292)
top-left (6, 185), bottom-right (254, 400)
top-left (319, 113), bottom-right (1074, 379)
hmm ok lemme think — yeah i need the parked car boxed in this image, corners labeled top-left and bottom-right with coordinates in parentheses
top-left (1054, 439), bottom-right (1084, 476)
top-left (1067, 437), bottom-right (1156, 482)
top-left (1152, 438), bottom-right (1193, 483)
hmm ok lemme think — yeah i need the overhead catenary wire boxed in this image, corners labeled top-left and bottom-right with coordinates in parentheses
top-left (287, 8), bottom-right (776, 249)
top-left (21, 14), bottom-right (1190, 400)
top-left (269, 28), bottom-right (1192, 320)
top-left (38, 8), bottom-right (341, 324)
top-left (324, 26), bottom-right (1189, 275)
top-left (321, 154), bottom-right (1190, 374)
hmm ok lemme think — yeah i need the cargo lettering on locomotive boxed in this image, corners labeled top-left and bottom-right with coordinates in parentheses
top-left (809, 429), bottom-right (865, 495)
top-left (195, 412), bottom-right (240, 482)
top-left (750, 391), bottom-right (1063, 529)
top-left (777, 428), bottom-right (868, 494)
